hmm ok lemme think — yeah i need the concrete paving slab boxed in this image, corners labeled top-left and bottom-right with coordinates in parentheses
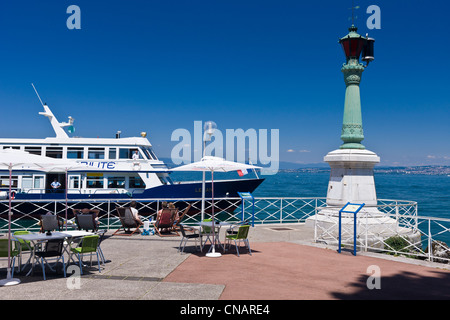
top-left (141, 282), bottom-right (224, 300)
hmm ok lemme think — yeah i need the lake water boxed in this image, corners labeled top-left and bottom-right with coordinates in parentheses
top-left (3, 170), bottom-right (449, 247)
top-left (254, 171), bottom-right (450, 220)
top-left (172, 170), bottom-right (450, 220)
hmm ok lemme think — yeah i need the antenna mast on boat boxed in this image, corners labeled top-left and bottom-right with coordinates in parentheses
top-left (31, 83), bottom-right (45, 107)
top-left (248, 158), bottom-right (260, 179)
top-left (31, 83), bottom-right (74, 138)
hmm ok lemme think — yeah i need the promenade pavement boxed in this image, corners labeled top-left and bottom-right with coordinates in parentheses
top-left (1, 223), bottom-right (450, 301)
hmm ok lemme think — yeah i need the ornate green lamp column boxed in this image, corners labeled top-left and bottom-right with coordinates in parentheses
top-left (338, 25), bottom-right (374, 149)
top-left (305, 23), bottom-right (421, 248)
top-left (340, 58), bottom-right (365, 148)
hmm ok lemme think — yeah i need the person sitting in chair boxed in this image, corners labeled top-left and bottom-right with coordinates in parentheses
top-left (168, 202), bottom-right (180, 224)
top-left (155, 202), bottom-right (169, 232)
top-left (73, 207), bottom-right (100, 227)
top-left (129, 201), bottom-right (143, 225)
top-left (38, 211), bottom-right (62, 232)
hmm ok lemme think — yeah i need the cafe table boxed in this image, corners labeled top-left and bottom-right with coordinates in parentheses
top-left (13, 230), bottom-right (94, 276)
top-left (198, 221), bottom-right (237, 253)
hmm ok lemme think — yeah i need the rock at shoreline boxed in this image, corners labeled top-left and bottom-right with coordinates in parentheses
top-left (426, 240), bottom-right (450, 263)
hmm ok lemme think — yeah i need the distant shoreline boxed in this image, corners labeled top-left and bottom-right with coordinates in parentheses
top-left (162, 158), bottom-right (450, 176)
top-left (278, 165), bottom-right (450, 176)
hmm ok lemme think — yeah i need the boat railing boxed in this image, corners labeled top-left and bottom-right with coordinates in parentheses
top-left (17, 188), bottom-right (86, 195)
top-left (1, 197), bottom-right (449, 263)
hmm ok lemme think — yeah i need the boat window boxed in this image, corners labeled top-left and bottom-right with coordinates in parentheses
top-left (149, 148), bottom-right (157, 160)
top-left (46, 147), bottom-right (63, 159)
top-left (119, 148), bottom-right (142, 159)
top-left (143, 146), bottom-right (157, 160)
top-left (34, 176), bottom-right (45, 189)
top-left (22, 176), bottom-right (33, 189)
top-left (88, 148), bottom-right (105, 159)
top-left (108, 176), bottom-right (125, 188)
top-left (156, 174), bottom-right (172, 185)
top-left (129, 176), bottom-right (145, 188)
top-left (67, 147), bottom-right (84, 159)
top-left (151, 164), bottom-right (168, 170)
top-left (2, 146), bottom-right (20, 150)
top-left (0, 176), bottom-right (18, 188)
top-left (119, 148), bottom-right (129, 159)
top-left (108, 148), bottom-right (117, 160)
top-left (142, 148), bottom-right (152, 160)
top-left (86, 175), bottom-right (104, 188)
top-left (156, 174), bottom-right (167, 185)
top-left (68, 175), bottom-right (80, 189)
top-left (24, 146), bottom-right (42, 156)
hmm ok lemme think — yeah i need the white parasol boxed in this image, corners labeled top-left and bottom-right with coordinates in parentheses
top-left (0, 149), bottom-right (83, 286)
top-left (172, 156), bottom-right (260, 257)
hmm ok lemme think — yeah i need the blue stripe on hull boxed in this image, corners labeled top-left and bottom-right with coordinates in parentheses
top-left (13, 178), bottom-right (264, 200)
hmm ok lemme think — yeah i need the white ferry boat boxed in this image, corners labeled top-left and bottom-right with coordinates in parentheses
top-left (0, 104), bottom-right (264, 205)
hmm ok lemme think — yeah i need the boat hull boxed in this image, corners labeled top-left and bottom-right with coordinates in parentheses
top-left (1, 178), bottom-right (264, 220)
top-left (11, 178), bottom-right (264, 200)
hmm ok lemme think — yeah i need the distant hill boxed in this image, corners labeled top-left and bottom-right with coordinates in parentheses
top-left (159, 157), bottom-right (328, 170)
top-left (160, 158), bottom-right (450, 175)
top-left (373, 165), bottom-right (450, 175)
top-left (159, 157), bottom-right (178, 168)
top-left (276, 161), bottom-right (329, 169)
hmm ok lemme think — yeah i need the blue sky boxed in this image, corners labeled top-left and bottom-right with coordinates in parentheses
top-left (0, 0), bottom-right (448, 166)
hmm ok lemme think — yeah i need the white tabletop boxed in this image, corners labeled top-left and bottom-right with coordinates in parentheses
top-left (199, 221), bottom-right (235, 228)
top-left (14, 231), bottom-right (93, 242)
top-left (61, 230), bottom-right (94, 237)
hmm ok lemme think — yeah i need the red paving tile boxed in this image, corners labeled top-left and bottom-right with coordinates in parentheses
top-left (164, 242), bottom-right (450, 300)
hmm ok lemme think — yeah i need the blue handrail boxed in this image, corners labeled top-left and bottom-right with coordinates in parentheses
top-left (338, 202), bottom-right (365, 256)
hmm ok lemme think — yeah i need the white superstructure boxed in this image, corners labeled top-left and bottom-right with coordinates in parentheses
top-left (0, 104), bottom-right (172, 196)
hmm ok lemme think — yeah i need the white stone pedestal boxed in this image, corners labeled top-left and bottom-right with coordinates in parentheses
top-left (306, 149), bottom-right (420, 247)
top-left (323, 148), bottom-right (380, 207)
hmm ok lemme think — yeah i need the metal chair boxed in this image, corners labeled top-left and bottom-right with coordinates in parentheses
top-left (0, 239), bottom-right (19, 277)
top-left (34, 239), bottom-right (66, 280)
top-left (113, 207), bottom-right (143, 236)
top-left (75, 214), bottom-right (107, 265)
top-left (75, 214), bottom-right (98, 232)
top-left (70, 235), bottom-right (101, 274)
top-left (226, 219), bottom-right (251, 236)
top-left (95, 230), bottom-right (107, 265)
top-left (13, 230), bottom-right (33, 272)
top-left (178, 224), bottom-right (202, 253)
top-left (225, 225), bottom-right (252, 257)
top-left (40, 214), bottom-right (60, 233)
top-left (200, 219), bottom-right (220, 250)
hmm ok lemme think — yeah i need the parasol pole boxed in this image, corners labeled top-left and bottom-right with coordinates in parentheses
top-left (7, 166), bottom-right (12, 273)
top-left (65, 168), bottom-right (68, 231)
top-left (206, 169), bottom-right (221, 257)
top-left (0, 164), bottom-right (20, 286)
